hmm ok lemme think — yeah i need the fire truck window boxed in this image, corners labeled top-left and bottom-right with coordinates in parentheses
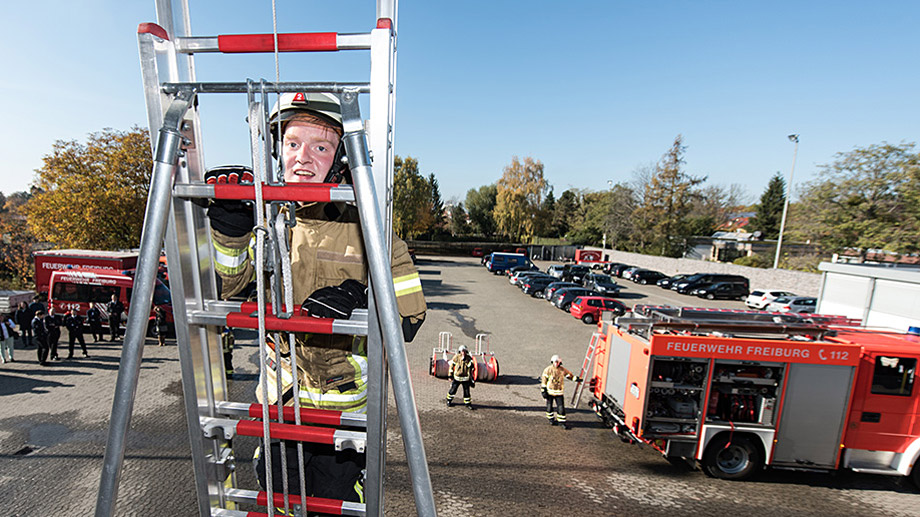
top-left (871, 356), bottom-right (916, 396)
top-left (53, 283), bottom-right (85, 301)
top-left (89, 286), bottom-right (119, 303)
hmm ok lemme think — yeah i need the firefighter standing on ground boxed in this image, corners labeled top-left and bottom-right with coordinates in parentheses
top-left (106, 294), bottom-right (125, 341)
top-left (541, 355), bottom-right (581, 429)
top-left (446, 345), bottom-right (476, 410)
top-left (32, 309), bottom-right (49, 366)
top-left (87, 304), bottom-right (104, 342)
top-left (63, 308), bottom-right (88, 359)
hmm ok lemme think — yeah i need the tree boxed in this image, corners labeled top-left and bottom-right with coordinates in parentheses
top-left (393, 156), bottom-right (432, 239)
top-left (551, 189), bottom-right (579, 239)
top-left (687, 184), bottom-right (749, 237)
top-left (0, 193), bottom-right (37, 289)
top-left (23, 127), bottom-right (153, 250)
top-left (494, 156), bottom-right (548, 241)
top-left (427, 173), bottom-right (446, 235)
top-left (533, 188), bottom-right (555, 238)
top-left (633, 135), bottom-right (706, 257)
top-left (465, 184), bottom-right (497, 236)
top-left (449, 202), bottom-right (470, 236)
top-left (791, 142), bottom-right (920, 254)
top-left (749, 172), bottom-right (786, 239)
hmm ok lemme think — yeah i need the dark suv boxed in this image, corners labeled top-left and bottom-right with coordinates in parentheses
top-left (561, 265), bottom-right (590, 283)
top-left (690, 281), bottom-right (749, 300)
top-left (673, 273), bottom-right (749, 294)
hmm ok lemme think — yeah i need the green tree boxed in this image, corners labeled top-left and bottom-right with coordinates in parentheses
top-left (552, 189), bottom-right (579, 238)
top-left (749, 172), bottom-right (786, 239)
top-left (465, 184), bottom-right (497, 236)
top-left (633, 135), bottom-right (706, 257)
top-left (533, 188), bottom-right (555, 237)
top-left (790, 142), bottom-right (920, 254)
top-left (427, 173), bottom-right (446, 236)
top-left (603, 182), bottom-right (638, 250)
top-left (449, 202), bottom-right (470, 236)
top-left (393, 156), bottom-right (432, 239)
top-left (23, 127), bottom-right (152, 250)
top-left (494, 156), bottom-right (547, 241)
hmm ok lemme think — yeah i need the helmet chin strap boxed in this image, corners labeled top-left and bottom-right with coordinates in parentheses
top-left (322, 140), bottom-right (349, 184)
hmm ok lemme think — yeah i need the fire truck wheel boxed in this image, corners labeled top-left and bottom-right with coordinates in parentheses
top-left (702, 434), bottom-right (762, 480)
top-left (911, 462), bottom-right (920, 489)
top-left (582, 313), bottom-right (595, 324)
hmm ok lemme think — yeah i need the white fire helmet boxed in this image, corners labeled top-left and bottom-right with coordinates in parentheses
top-left (551, 355), bottom-right (561, 364)
top-left (269, 92), bottom-right (342, 133)
top-left (458, 345), bottom-right (469, 354)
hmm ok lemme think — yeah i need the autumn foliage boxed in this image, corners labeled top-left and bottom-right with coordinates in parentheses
top-left (23, 127), bottom-right (153, 250)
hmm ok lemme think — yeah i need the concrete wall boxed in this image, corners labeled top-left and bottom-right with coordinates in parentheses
top-left (583, 247), bottom-right (822, 297)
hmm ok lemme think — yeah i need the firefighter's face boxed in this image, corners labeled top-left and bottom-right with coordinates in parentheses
top-left (282, 121), bottom-right (341, 184)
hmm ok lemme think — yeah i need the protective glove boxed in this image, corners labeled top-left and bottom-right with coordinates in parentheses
top-left (470, 380), bottom-right (476, 389)
top-left (205, 165), bottom-right (255, 238)
top-left (302, 280), bottom-right (368, 319)
top-left (541, 387), bottom-right (549, 400)
top-left (575, 376), bottom-right (584, 383)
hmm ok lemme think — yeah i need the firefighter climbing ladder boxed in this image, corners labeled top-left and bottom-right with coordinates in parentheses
top-left (95, 2), bottom-right (436, 516)
top-left (571, 331), bottom-right (604, 408)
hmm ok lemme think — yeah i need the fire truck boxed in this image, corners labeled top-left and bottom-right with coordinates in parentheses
top-left (587, 305), bottom-right (920, 486)
top-left (33, 249), bottom-right (139, 295)
top-left (574, 249), bottom-right (606, 268)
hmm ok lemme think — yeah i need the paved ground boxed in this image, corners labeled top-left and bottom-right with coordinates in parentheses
top-left (1, 256), bottom-right (919, 516)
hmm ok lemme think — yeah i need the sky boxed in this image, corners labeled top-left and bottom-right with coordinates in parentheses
top-left (2, 1), bottom-right (918, 206)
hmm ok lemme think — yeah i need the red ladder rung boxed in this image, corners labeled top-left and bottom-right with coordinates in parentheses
top-left (226, 312), bottom-right (335, 334)
top-left (218, 32), bottom-right (338, 53)
top-left (212, 183), bottom-right (340, 203)
top-left (236, 419), bottom-right (336, 445)
top-left (255, 492), bottom-right (346, 515)
top-left (248, 403), bottom-right (351, 427)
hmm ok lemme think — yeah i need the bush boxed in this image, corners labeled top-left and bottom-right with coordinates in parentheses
top-left (733, 254), bottom-right (771, 268)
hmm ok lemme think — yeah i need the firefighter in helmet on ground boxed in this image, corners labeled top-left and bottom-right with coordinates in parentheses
top-left (445, 344), bottom-right (476, 410)
top-left (541, 354), bottom-right (581, 429)
top-left (205, 92), bottom-right (426, 506)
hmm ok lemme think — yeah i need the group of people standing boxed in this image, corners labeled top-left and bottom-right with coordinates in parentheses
top-left (4, 294), bottom-right (128, 367)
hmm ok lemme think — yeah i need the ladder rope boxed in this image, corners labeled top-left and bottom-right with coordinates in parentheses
top-left (248, 94), bottom-right (277, 514)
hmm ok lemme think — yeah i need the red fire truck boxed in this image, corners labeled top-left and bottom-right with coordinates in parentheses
top-left (574, 249), bottom-right (606, 268)
top-left (34, 249), bottom-right (139, 295)
top-left (588, 305), bottom-right (920, 486)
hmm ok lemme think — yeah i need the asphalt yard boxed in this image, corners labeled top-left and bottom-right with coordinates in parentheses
top-left (1, 256), bottom-right (918, 516)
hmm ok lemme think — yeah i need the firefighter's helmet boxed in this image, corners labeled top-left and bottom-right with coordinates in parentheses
top-left (458, 345), bottom-right (469, 354)
top-left (551, 354), bottom-right (561, 364)
top-left (268, 92), bottom-right (347, 182)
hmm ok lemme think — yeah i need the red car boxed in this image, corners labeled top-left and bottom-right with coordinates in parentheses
top-left (472, 248), bottom-right (484, 257)
top-left (569, 295), bottom-right (627, 324)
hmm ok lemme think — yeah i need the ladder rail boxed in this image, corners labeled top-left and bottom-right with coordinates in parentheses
top-left (571, 332), bottom-right (603, 408)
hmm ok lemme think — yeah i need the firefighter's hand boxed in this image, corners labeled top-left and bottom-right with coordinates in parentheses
top-left (205, 165), bottom-right (255, 238)
top-left (302, 280), bottom-right (368, 319)
top-left (575, 376), bottom-right (583, 383)
top-left (541, 387), bottom-right (548, 400)
top-left (470, 380), bottom-right (476, 389)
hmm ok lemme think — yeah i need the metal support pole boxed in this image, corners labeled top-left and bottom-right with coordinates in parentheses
top-left (773, 134), bottom-right (799, 269)
top-left (339, 90), bottom-right (436, 517)
top-left (95, 93), bottom-right (192, 517)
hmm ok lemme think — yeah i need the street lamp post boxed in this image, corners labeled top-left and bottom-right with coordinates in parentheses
top-left (773, 134), bottom-right (800, 269)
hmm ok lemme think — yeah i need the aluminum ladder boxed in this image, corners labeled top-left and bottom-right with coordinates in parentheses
top-left (94, 2), bottom-right (435, 516)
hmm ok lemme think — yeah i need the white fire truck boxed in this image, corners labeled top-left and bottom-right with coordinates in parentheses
top-left (587, 305), bottom-right (920, 486)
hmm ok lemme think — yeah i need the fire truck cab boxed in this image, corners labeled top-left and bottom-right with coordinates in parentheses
top-left (48, 268), bottom-right (173, 334)
top-left (589, 305), bottom-right (920, 486)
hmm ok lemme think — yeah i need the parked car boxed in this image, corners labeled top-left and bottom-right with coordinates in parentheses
top-left (547, 264), bottom-right (565, 279)
top-left (745, 289), bottom-right (798, 310)
top-left (766, 296), bottom-right (817, 313)
top-left (561, 264), bottom-right (591, 283)
top-left (505, 264), bottom-right (539, 277)
top-left (621, 266), bottom-right (642, 281)
top-left (521, 276), bottom-right (557, 297)
top-left (673, 273), bottom-right (750, 294)
top-left (486, 252), bottom-right (530, 274)
top-left (602, 262), bottom-right (626, 274)
top-left (582, 273), bottom-right (620, 296)
top-left (657, 273), bottom-right (690, 289)
top-left (609, 264), bottom-right (634, 278)
top-left (690, 281), bottom-right (749, 300)
top-left (631, 269), bottom-right (667, 285)
top-left (551, 287), bottom-right (596, 311)
top-left (570, 296), bottom-right (627, 324)
top-left (543, 281), bottom-right (581, 301)
top-left (472, 248), bottom-right (484, 257)
top-left (509, 270), bottom-right (549, 286)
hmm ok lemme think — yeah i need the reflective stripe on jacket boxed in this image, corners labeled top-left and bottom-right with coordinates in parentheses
top-left (541, 364), bottom-right (574, 396)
